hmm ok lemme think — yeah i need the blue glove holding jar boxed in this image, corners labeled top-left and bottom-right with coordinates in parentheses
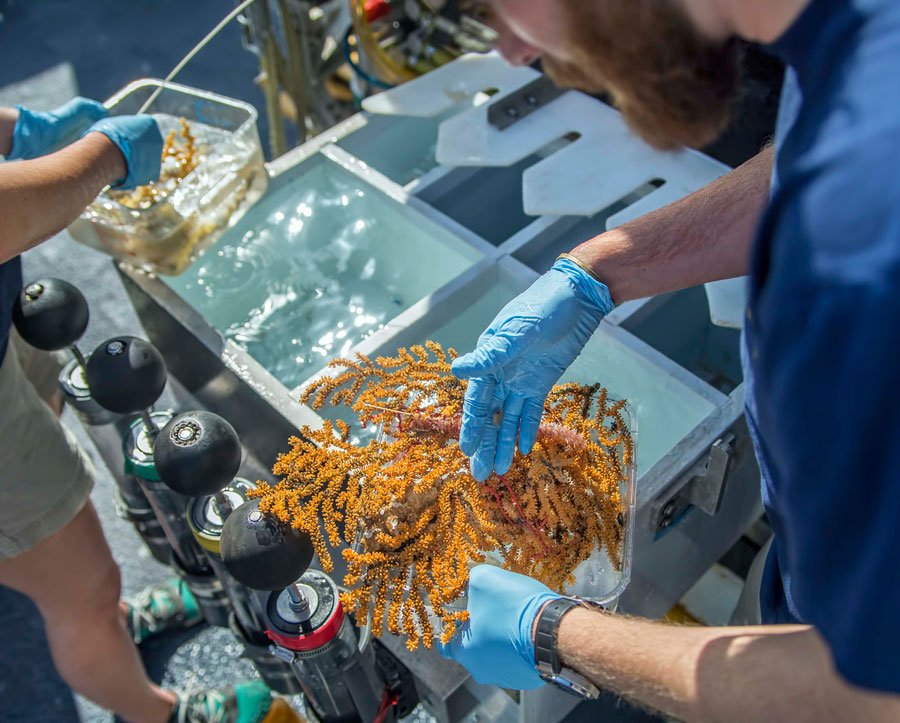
top-left (8, 97), bottom-right (107, 160)
top-left (439, 564), bottom-right (560, 690)
top-left (83, 115), bottom-right (163, 190)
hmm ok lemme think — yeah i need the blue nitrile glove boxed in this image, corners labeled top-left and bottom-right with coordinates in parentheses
top-left (451, 257), bottom-right (613, 481)
top-left (439, 565), bottom-right (560, 690)
top-left (8, 97), bottom-right (107, 160)
top-left (83, 115), bottom-right (163, 190)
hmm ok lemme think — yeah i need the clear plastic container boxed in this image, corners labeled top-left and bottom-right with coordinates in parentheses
top-left (480, 402), bottom-right (637, 607)
top-left (69, 79), bottom-right (267, 276)
top-left (358, 396), bottom-right (636, 643)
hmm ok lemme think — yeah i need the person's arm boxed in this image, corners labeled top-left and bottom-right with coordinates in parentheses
top-left (442, 566), bottom-right (900, 722)
top-left (451, 146), bottom-right (774, 480)
top-left (0, 134), bottom-right (124, 263)
top-left (0, 114), bottom-right (163, 264)
top-left (571, 145), bottom-right (773, 303)
top-left (557, 608), bottom-right (900, 722)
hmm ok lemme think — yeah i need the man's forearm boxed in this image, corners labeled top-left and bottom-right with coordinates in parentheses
top-left (571, 145), bottom-right (773, 303)
top-left (0, 133), bottom-right (124, 264)
top-left (557, 607), bottom-right (900, 722)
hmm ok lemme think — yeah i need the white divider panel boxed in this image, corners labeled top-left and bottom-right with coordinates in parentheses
top-left (362, 52), bottom-right (536, 118)
top-left (519, 96), bottom-right (728, 217)
top-left (605, 160), bottom-right (747, 330)
top-left (393, 54), bottom-right (727, 217)
top-left (363, 52), bottom-right (732, 220)
top-left (437, 88), bottom-right (619, 168)
top-left (703, 277), bottom-right (747, 329)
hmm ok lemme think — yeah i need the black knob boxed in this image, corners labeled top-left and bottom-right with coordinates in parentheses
top-left (12, 279), bottom-right (88, 351)
top-left (85, 337), bottom-right (167, 414)
top-left (154, 412), bottom-right (242, 497)
top-left (221, 499), bottom-right (314, 591)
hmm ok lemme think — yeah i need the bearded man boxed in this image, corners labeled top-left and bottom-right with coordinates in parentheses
top-left (443, 0), bottom-right (900, 719)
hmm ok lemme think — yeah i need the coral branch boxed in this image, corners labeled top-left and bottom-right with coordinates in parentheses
top-left (397, 410), bottom-right (589, 452)
top-left (255, 342), bottom-right (632, 649)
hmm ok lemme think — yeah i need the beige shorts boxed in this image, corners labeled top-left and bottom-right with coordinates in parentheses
top-left (0, 334), bottom-right (94, 560)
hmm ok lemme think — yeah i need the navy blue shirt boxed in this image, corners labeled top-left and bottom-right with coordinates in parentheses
top-left (746, 0), bottom-right (900, 693)
top-left (0, 257), bottom-right (22, 361)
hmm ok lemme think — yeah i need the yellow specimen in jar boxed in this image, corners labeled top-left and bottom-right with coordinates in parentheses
top-left (252, 342), bottom-right (632, 650)
top-left (111, 118), bottom-right (200, 209)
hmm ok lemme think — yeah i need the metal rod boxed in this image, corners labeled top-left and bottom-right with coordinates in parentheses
top-left (287, 583), bottom-right (312, 632)
top-left (214, 491), bottom-right (233, 518)
top-left (255, 1), bottom-right (288, 157)
top-left (287, 584), bottom-right (304, 605)
top-left (276, 0), bottom-right (310, 142)
top-left (69, 344), bottom-right (87, 370)
top-left (137, 0), bottom-right (261, 114)
top-left (141, 409), bottom-right (159, 439)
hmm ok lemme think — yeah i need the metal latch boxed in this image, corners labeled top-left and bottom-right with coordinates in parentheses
top-left (687, 434), bottom-right (735, 516)
top-left (269, 644), bottom-right (296, 664)
top-left (653, 434), bottom-right (736, 534)
top-left (487, 76), bottom-right (565, 131)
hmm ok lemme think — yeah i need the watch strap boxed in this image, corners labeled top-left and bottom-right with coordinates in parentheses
top-left (534, 597), bottom-right (579, 676)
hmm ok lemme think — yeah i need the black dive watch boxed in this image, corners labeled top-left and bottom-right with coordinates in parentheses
top-left (534, 598), bottom-right (600, 699)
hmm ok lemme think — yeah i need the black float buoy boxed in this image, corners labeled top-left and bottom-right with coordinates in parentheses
top-left (85, 336), bottom-right (167, 415)
top-left (221, 499), bottom-right (314, 592)
top-left (12, 278), bottom-right (88, 355)
top-left (154, 411), bottom-right (243, 498)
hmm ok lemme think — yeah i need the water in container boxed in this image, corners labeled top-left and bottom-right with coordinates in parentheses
top-left (165, 157), bottom-right (481, 390)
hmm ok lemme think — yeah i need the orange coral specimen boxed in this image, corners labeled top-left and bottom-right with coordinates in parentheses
top-left (252, 341), bottom-right (632, 650)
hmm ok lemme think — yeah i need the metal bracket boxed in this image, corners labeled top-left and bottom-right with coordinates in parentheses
top-left (653, 434), bottom-right (736, 535)
top-left (235, 0), bottom-right (258, 55)
top-left (487, 76), bottom-right (565, 131)
top-left (269, 644), bottom-right (296, 664)
top-left (687, 435), bottom-right (735, 516)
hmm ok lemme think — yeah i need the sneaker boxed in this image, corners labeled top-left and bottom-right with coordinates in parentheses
top-left (123, 577), bottom-right (204, 644)
top-left (170, 680), bottom-right (299, 723)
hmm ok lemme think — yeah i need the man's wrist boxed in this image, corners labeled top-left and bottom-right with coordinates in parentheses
top-left (532, 602), bottom-right (602, 660)
top-left (570, 230), bottom-right (638, 304)
top-left (552, 256), bottom-right (615, 314)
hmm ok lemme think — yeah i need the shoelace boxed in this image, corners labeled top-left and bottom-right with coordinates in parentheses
top-left (127, 583), bottom-right (183, 640)
top-left (176, 689), bottom-right (229, 723)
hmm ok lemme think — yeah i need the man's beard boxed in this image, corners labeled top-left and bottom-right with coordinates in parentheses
top-left (542, 0), bottom-right (742, 150)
